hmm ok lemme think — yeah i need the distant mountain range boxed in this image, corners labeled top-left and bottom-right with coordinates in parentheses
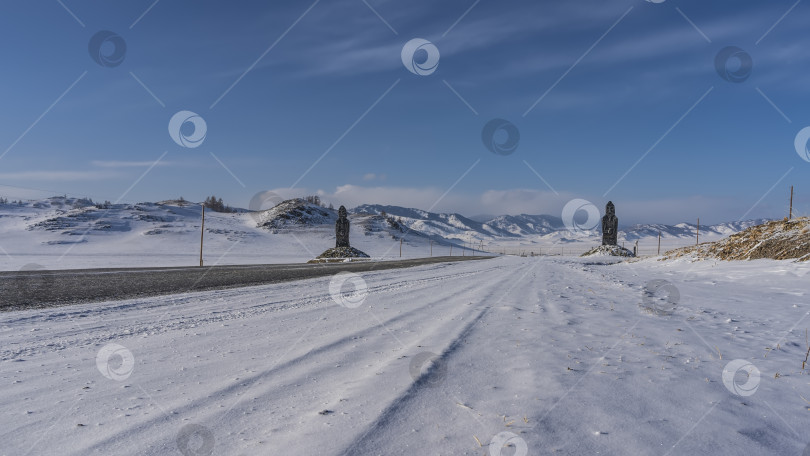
top-left (350, 203), bottom-right (768, 243)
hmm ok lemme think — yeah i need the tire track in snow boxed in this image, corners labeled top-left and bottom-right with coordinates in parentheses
top-left (338, 260), bottom-right (540, 455)
top-left (73, 260), bottom-right (514, 454)
top-left (0, 262), bottom-right (503, 361)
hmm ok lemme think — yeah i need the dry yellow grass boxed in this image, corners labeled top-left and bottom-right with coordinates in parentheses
top-left (661, 217), bottom-right (810, 262)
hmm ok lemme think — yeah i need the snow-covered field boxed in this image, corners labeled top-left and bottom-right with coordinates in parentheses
top-left (0, 198), bottom-right (446, 271)
top-left (0, 197), bottom-right (760, 271)
top-left (2, 255), bottom-right (809, 455)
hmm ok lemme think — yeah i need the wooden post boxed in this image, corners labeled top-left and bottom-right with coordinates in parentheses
top-left (430, 240), bottom-right (433, 257)
top-left (199, 204), bottom-right (205, 267)
top-left (400, 238), bottom-right (403, 258)
top-left (657, 231), bottom-right (661, 255)
top-left (789, 185), bottom-right (794, 220)
top-left (696, 218), bottom-right (700, 245)
top-left (450, 244), bottom-right (452, 256)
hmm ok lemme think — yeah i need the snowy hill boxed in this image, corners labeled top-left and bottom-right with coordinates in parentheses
top-left (256, 198), bottom-right (336, 230)
top-left (351, 203), bottom-right (770, 256)
top-left (622, 220), bottom-right (768, 241)
top-left (481, 213), bottom-right (565, 236)
top-left (0, 197), bottom-right (451, 270)
top-left (354, 204), bottom-right (494, 240)
top-left (661, 217), bottom-right (810, 262)
top-left (355, 205), bottom-right (567, 238)
top-left (0, 196), bottom-right (773, 270)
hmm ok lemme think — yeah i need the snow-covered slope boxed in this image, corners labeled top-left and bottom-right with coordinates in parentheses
top-left (0, 196), bottom-right (771, 270)
top-left (662, 217), bottom-right (810, 262)
top-left (482, 213), bottom-right (565, 236)
top-left (0, 197), bottom-right (437, 270)
top-left (622, 219), bottom-right (769, 241)
top-left (255, 198), bottom-right (336, 230)
top-left (355, 204), bottom-right (767, 243)
top-left (354, 204), bottom-right (497, 240)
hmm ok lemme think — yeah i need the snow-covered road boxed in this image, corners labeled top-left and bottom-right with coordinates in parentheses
top-left (2, 256), bottom-right (809, 455)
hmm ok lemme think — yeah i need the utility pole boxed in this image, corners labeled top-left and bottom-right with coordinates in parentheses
top-left (696, 218), bottom-right (700, 245)
top-left (789, 185), bottom-right (794, 220)
top-left (657, 231), bottom-right (661, 255)
top-left (430, 240), bottom-right (433, 257)
top-left (400, 238), bottom-right (403, 258)
top-left (199, 204), bottom-right (205, 267)
top-left (450, 244), bottom-right (452, 256)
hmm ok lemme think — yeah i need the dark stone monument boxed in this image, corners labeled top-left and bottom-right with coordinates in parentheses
top-left (602, 201), bottom-right (618, 246)
top-left (335, 206), bottom-right (350, 248)
top-left (582, 201), bottom-right (633, 258)
top-left (309, 205), bottom-right (370, 263)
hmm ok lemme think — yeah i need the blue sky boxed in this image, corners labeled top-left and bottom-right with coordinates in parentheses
top-left (0, 0), bottom-right (808, 224)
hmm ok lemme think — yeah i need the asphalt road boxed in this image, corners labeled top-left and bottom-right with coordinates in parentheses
top-left (0, 256), bottom-right (494, 311)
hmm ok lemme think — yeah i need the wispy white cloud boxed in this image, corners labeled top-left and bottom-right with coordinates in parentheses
top-left (253, 1), bottom-right (637, 78)
top-left (91, 160), bottom-right (172, 168)
top-left (362, 173), bottom-right (386, 181)
top-left (274, 1), bottom-right (810, 98)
